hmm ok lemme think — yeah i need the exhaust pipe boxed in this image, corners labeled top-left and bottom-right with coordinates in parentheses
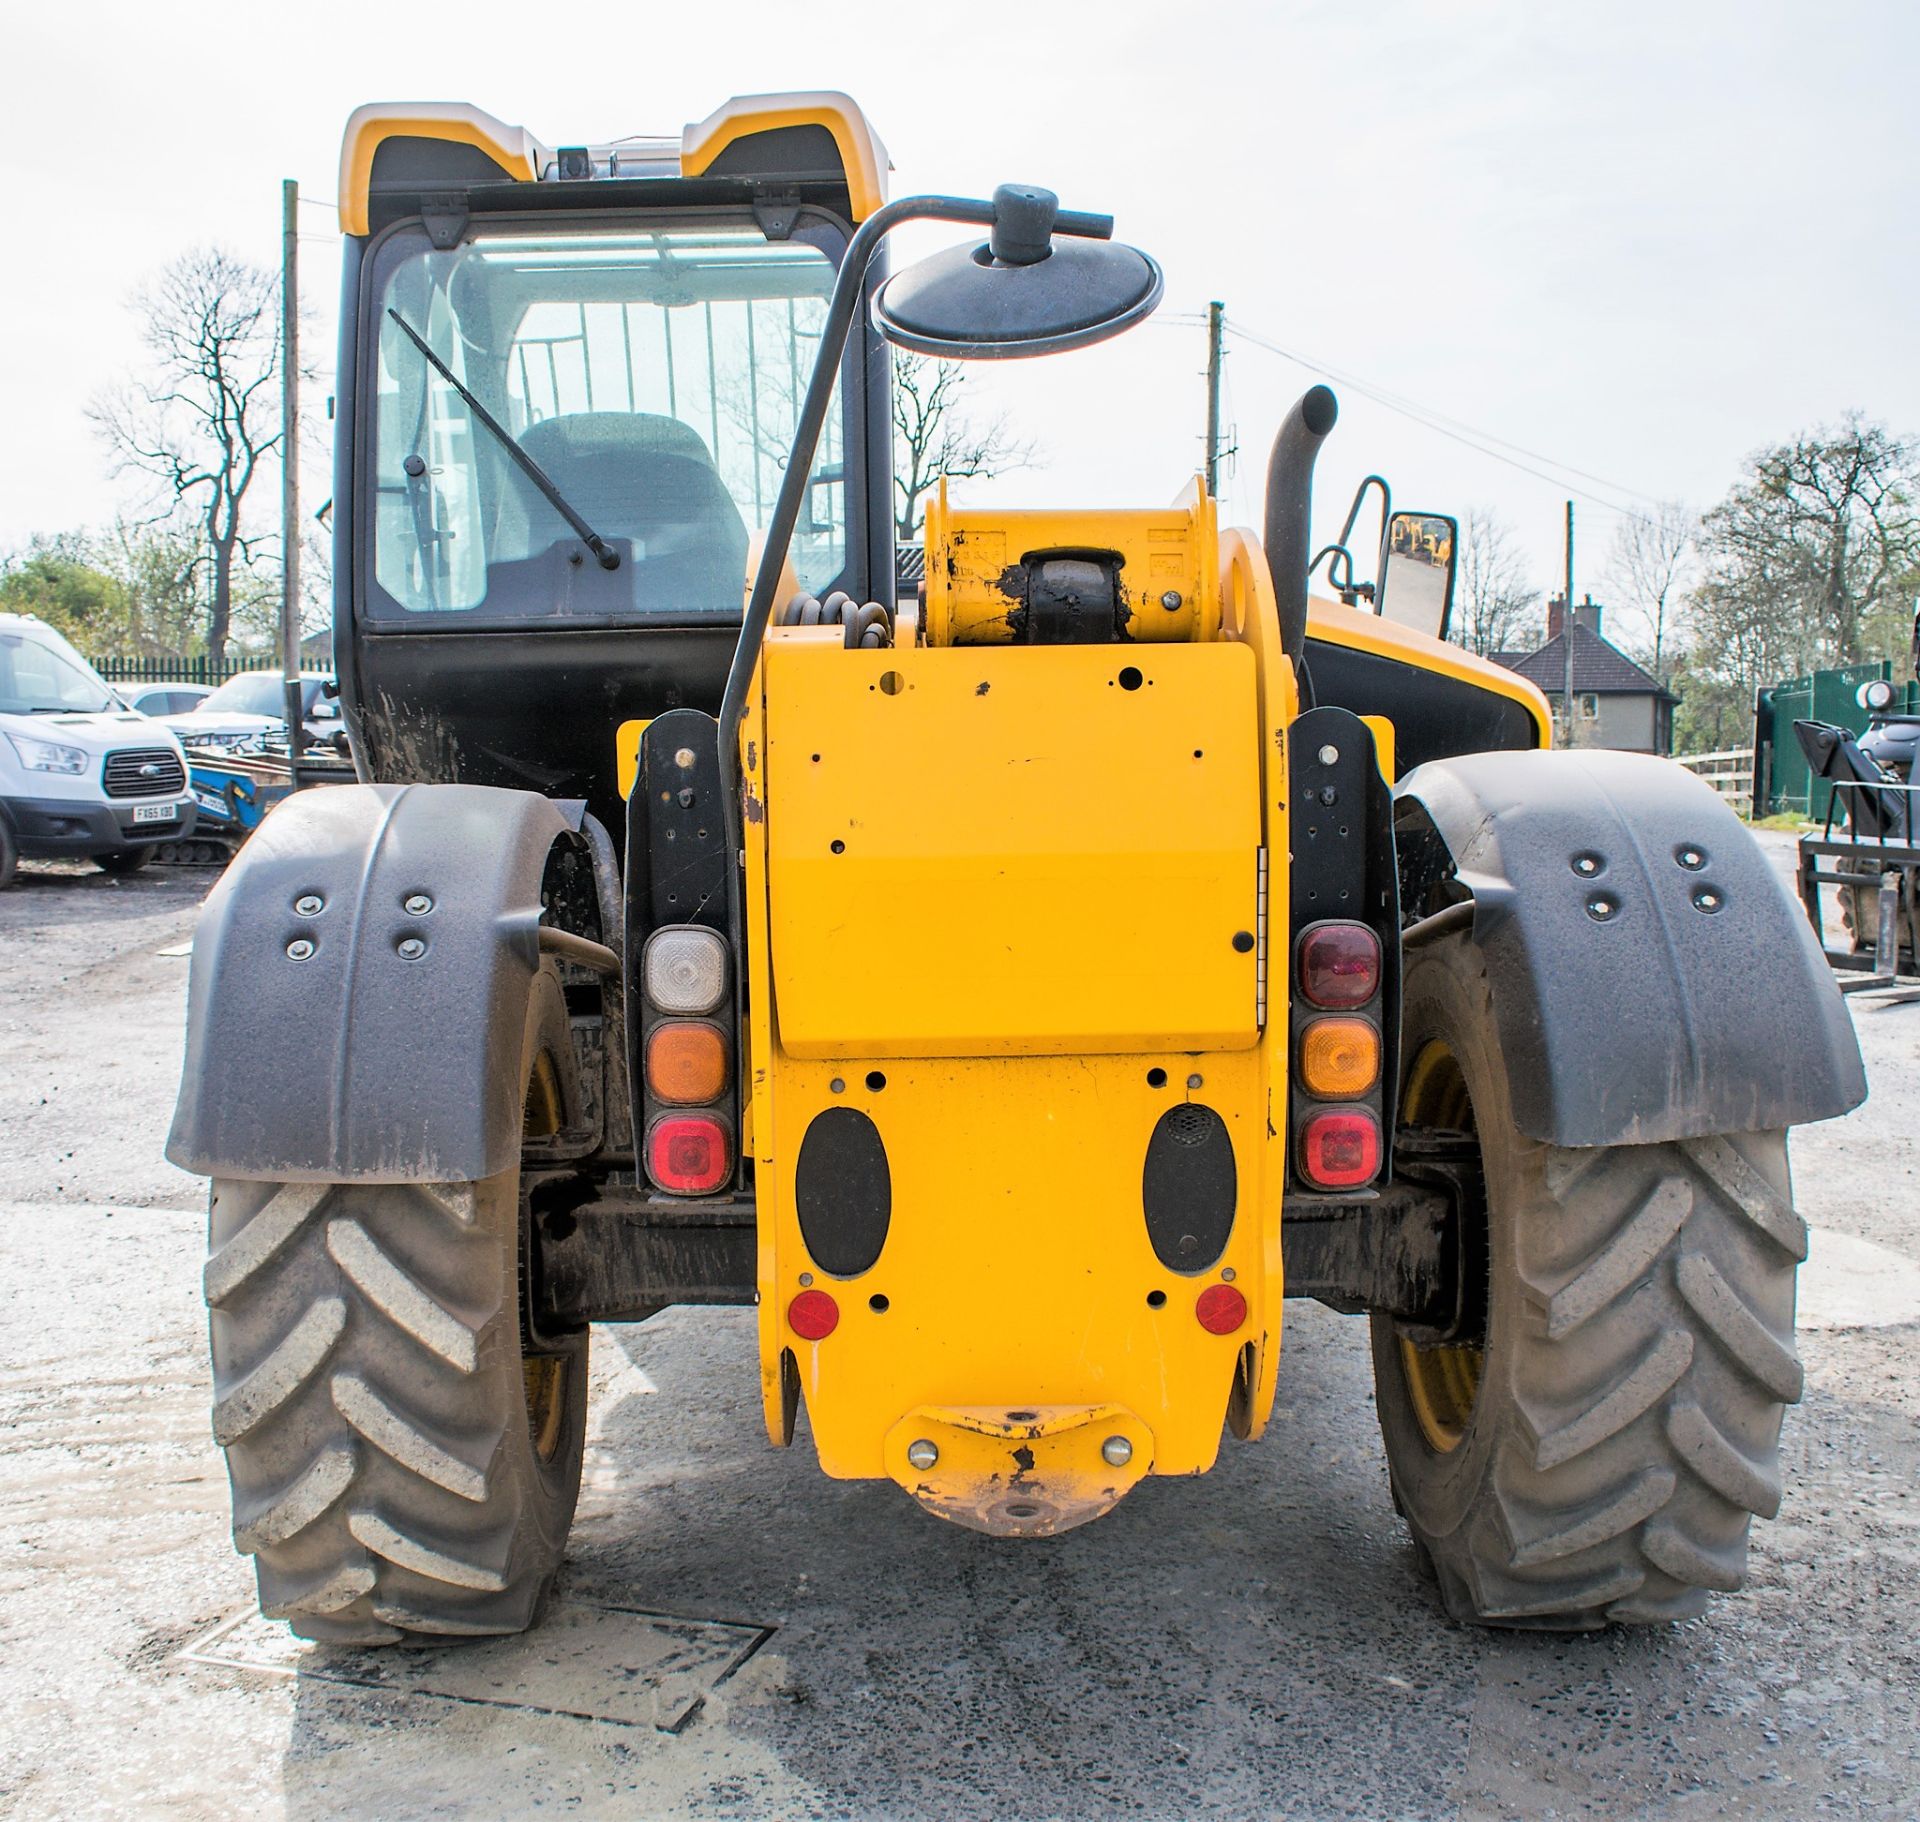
top-left (1263, 384), bottom-right (1339, 667)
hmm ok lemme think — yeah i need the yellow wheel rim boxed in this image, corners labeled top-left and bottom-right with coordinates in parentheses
top-left (521, 1048), bottom-right (570, 1464)
top-left (1397, 1039), bottom-right (1485, 1455)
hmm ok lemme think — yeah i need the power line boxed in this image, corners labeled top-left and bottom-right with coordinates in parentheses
top-left (1157, 309), bottom-right (1663, 521)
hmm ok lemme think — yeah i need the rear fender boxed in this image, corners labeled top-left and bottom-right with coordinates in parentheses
top-left (167, 782), bottom-right (574, 1182)
top-left (1395, 748), bottom-right (1865, 1147)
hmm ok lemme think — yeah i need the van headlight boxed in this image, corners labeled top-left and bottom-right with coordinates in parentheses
top-left (4, 731), bottom-right (88, 775)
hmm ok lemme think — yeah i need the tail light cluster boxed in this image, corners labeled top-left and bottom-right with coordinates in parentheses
top-left (1292, 920), bottom-right (1385, 1189)
top-left (639, 925), bottom-right (736, 1195)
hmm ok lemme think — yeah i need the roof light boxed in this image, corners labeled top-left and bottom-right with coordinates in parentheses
top-left (1298, 922), bottom-right (1381, 1010)
top-left (1298, 1108), bottom-right (1383, 1190)
top-left (643, 925), bottom-right (728, 1015)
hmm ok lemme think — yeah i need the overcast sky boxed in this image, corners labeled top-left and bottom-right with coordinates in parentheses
top-left (4, 0), bottom-right (1917, 637)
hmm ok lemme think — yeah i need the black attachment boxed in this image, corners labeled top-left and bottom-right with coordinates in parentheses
top-left (1142, 1103), bottom-right (1237, 1273)
top-left (1014, 550), bottom-right (1127, 644)
top-left (1265, 386), bottom-right (1339, 670)
top-left (794, 1108), bottom-right (893, 1277)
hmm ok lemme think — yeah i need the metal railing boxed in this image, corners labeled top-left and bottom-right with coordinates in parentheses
top-left (94, 655), bottom-right (285, 689)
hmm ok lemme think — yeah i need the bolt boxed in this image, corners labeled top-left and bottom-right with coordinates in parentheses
top-left (907, 1438), bottom-right (939, 1470)
top-left (1160, 590), bottom-right (1183, 611)
top-left (1586, 896), bottom-right (1616, 921)
top-left (677, 787), bottom-right (696, 808)
top-left (1693, 886), bottom-right (1724, 913)
top-left (1317, 744), bottom-right (1340, 766)
top-left (1220, 1266), bottom-right (1237, 1283)
top-left (1101, 1435), bottom-right (1133, 1467)
top-left (397, 937), bottom-right (426, 959)
top-left (1677, 847), bottom-right (1706, 871)
top-left (798, 1271), bottom-right (814, 1287)
top-left (294, 894), bottom-right (323, 917)
top-left (1187, 1072), bottom-right (1204, 1090)
top-left (1572, 854), bottom-right (1602, 877)
top-left (1319, 785), bottom-right (1338, 806)
top-left (674, 746), bottom-right (697, 770)
top-left (286, 938), bottom-right (315, 962)
top-left (404, 892), bottom-right (434, 916)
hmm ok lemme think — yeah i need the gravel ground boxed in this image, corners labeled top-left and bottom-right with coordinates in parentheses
top-left (1, 837), bottom-right (1916, 1821)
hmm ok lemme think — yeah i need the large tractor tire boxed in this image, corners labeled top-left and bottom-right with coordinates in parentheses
top-left (204, 963), bottom-right (588, 1643)
top-left (1372, 931), bottom-right (1805, 1629)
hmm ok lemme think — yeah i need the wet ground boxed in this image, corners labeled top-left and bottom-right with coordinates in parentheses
top-left (1, 838), bottom-right (1916, 1819)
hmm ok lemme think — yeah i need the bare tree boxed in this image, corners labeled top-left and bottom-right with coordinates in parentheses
top-left (91, 248), bottom-right (283, 662)
top-left (892, 353), bottom-right (1035, 541)
top-left (1602, 498), bottom-right (1694, 686)
top-left (1450, 506), bottom-right (1541, 657)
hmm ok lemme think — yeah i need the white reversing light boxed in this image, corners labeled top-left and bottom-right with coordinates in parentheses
top-left (643, 926), bottom-right (728, 1015)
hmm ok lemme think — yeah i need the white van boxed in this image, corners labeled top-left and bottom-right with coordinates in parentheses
top-left (0, 612), bottom-right (196, 886)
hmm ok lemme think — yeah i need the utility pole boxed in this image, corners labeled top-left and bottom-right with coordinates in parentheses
top-left (1204, 300), bottom-right (1224, 498)
top-left (1561, 499), bottom-right (1576, 748)
top-left (280, 178), bottom-right (304, 778)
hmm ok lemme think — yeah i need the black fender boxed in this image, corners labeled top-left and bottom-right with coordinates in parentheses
top-left (167, 782), bottom-right (573, 1182)
top-left (1394, 748), bottom-right (1865, 1147)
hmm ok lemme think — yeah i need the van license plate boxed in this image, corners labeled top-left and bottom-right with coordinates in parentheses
top-left (132, 803), bottom-right (177, 825)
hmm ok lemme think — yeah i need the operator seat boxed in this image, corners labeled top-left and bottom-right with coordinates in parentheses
top-left (519, 412), bottom-right (749, 613)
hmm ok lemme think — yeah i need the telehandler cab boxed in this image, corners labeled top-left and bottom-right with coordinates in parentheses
top-left (170, 94), bottom-right (1865, 1645)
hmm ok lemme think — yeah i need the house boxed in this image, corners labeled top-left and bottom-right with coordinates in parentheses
top-left (1494, 596), bottom-right (1676, 754)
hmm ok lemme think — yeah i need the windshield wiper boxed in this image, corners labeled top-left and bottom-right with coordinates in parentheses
top-left (385, 310), bottom-right (621, 571)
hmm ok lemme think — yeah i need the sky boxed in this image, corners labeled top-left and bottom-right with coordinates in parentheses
top-left (4, 0), bottom-right (1918, 639)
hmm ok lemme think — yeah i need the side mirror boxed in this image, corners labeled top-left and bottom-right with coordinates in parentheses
top-left (872, 186), bottom-right (1162, 360)
top-left (1378, 511), bottom-right (1457, 641)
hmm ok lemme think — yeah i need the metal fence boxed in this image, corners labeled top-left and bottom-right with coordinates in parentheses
top-left (95, 655), bottom-right (284, 689)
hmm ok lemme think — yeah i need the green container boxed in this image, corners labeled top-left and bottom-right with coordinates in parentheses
top-left (1757, 661), bottom-right (1895, 819)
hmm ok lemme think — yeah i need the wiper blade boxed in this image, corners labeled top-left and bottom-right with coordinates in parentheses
top-left (385, 309), bottom-right (621, 572)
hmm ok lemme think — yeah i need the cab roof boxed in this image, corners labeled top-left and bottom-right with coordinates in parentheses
top-left (339, 92), bottom-right (891, 236)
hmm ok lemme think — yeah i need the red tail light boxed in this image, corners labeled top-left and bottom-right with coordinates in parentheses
top-left (788, 1289), bottom-right (840, 1340)
top-left (1298, 922), bottom-right (1381, 1009)
top-left (646, 1113), bottom-right (731, 1194)
top-left (1298, 1108), bottom-right (1383, 1189)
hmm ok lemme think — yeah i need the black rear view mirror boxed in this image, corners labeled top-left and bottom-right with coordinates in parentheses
top-left (872, 186), bottom-right (1162, 360)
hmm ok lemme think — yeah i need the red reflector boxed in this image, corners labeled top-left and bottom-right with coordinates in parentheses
top-left (1298, 922), bottom-right (1382, 1009)
top-left (788, 1288), bottom-right (839, 1340)
top-left (646, 1114), bottom-right (730, 1194)
top-left (1299, 1108), bottom-right (1383, 1190)
top-left (1196, 1283), bottom-right (1248, 1335)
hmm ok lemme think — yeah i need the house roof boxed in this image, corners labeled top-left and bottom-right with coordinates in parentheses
top-left (1496, 622), bottom-right (1675, 699)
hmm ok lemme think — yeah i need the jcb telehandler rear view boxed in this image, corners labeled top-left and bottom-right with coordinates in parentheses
top-left (170, 94), bottom-right (1865, 1644)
